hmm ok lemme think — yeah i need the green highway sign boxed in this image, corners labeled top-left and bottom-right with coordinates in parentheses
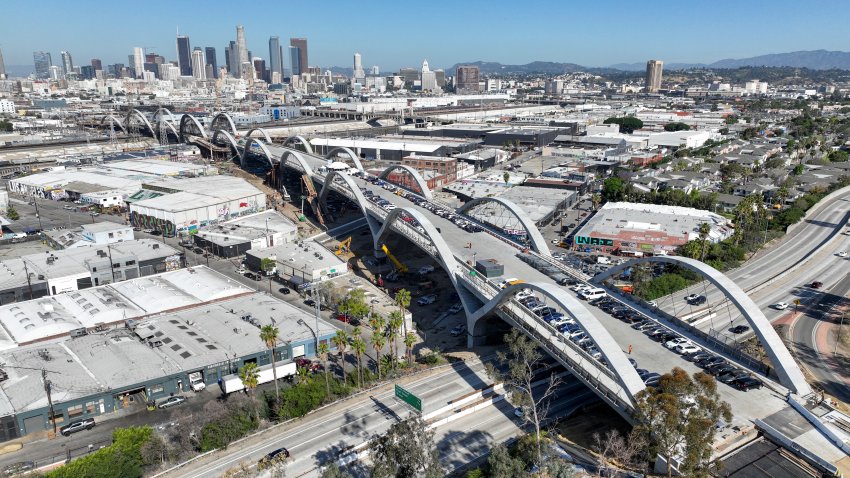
top-left (395, 384), bottom-right (422, 412)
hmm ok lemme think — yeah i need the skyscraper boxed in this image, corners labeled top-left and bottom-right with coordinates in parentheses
top-left (235, 25), bottom-right (249, 78)
top-left (253, 58), bottom-right (267, 82)
top-left (269, 36), bottom-right (282, 78)
top-left (132, 47), bottom-right (145, 79)
top-left (176, 35), bottom-right (192, 76)
top-left (421, 60), bottom-right (437, 91)
top-left (91, 58), bottom-right (102, 71)
top-left (645, 60), bottom-right (663, 93)
top-left (289, 38), bottom-right (308, 76)
top-left (0, 48), bottom-right (6, 79)
top-left (33, 51), bottom-right (52, 79)
top-left (60, 51), bottom-right (73, 77)
top-left (205, 47), bottom-right (217, 78)
top-left (191, 48), bottom-right (206, 80)
top-left (288, 46), bottom-right (301, 77)
top-left (224, 41), bottom-right (234, 75)
top-left (353, 53), bottom-right (364, 79)
top-left (455, 65), bottom-right (480, 93)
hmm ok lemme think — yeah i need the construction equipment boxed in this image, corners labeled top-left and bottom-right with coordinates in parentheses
top-left (335, 237), bottom-right (353, 256)
top-left (381, 244), bottom-right (408, 273)
top-left (301, 175), bottom-right (325, 225)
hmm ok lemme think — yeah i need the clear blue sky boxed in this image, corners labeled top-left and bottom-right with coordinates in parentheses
top-left (2, 0), bottom-right (849, 71)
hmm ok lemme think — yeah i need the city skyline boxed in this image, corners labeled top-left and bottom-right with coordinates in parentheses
top-left (2, 0), bottom-right (850, 73)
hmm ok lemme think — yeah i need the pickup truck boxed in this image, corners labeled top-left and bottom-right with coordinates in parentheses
top-left (188, 372), bottom-right (206, 392)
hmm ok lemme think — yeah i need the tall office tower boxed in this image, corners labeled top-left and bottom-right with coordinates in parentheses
top-left (353, 53), bottom-right (365, 79)
top-left (33, 51), bottom-right (52, 79)
top-left (132, 47), bottom-right (144, 78)
top-left (288, 46), bottom-right (301, 76)
top-left (645, 59), bottom-right (663, 93)
top-left (79, 65), bottom-right (94, 80)
top-left (253, 58), bottom-right (267, 82)
top-left (91, 58), bottom-right (102, 71)
top-left (0, 48), bottom-right (7, 79)
top-left (60, 51), bottom-right (73, 77)
top-left (289, 38), bottom-right (308, 76)
top-left (421, 60), bottom-right (437, 91)
top-left (191, 48), bottom-right (206, 80)
top-left (49, 65), bottom-right (61, 80)
top-left (176, 35), bottom-right (192, 76)
top-left (224, 42), bottom-right (232, 74)
top-left (235, 25), bottom-right (249, 78)
top-left (268, 36), bottom-right (282, 78)
top-left (205, 47), bottom-right (217, 78)
top-left (455, 65), bottom-right (480, 93)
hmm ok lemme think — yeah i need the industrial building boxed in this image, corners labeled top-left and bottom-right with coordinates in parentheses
top-left (573, 202), bottom-right (733, 256)
top-left (0, 266), bottom-right (338, 442)
top-left (191, 210), bottom-right (298, 258)
top-left (44, 222), bottom-right (135, 249)
top-left (129, 176), bottom-right (266, 236)
top-left (0, 238), bottom-right (180, 305)
top-left (245, 239), bottom-right (348, 287)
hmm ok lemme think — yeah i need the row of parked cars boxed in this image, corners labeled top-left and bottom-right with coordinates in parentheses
top-left (587, 295), bottom-right (764, 391)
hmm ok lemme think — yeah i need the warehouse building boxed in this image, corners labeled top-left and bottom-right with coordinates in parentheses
top-left (0, 239), bottom-right (180, 306)
top-left (191, 210), bottom-right (298, 258)
top-left (129, 176), bottom-right (266, 237)
top-left (573, 202), bottom-right (733, 256)
top-left (310, 135), bottom-right (479, 162)
top-left (44, 222), bottom-right (135, 249)
top-left (0, 266), bottom-right (338, 442)
top-left (245, 239), bottom-right (348, 288)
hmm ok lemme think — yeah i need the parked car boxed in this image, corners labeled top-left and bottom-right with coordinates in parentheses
top-left (730, 325), bottom-right (751, 334)
top-left (733, 377), bottom-right (763, 391)
top-left (60, 418), bottom-right (96, 436)
top-left (664, 337), bottom-right (691, 350)
top-left (417, 294), bottom-right (437, 306)
top-left (773, 302), bottom-right (789, 310)
top-left (278, 287), bottom-right (291, 295)
top-left (448, 303), bottom-right (463, 314)
top-left (417, 265), bottom-right (435, 275)
top-left (258, 448), bottom-right (290, 470)
top-left (676, 344), bottom-right (701, 355)
top-left (450, 325), bottom-right (467, 337)
top-left (696, 356), bottom-right (725, 368)
top-left (718, 370), bottom-right (750, 384)
top-left (244, 272), bottom-right (261, 281)
top-left (157, 396), bottom-right (187, 409)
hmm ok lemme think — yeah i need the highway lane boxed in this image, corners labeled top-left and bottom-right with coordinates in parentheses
top-left (162, 359), bottom-right (493, 478)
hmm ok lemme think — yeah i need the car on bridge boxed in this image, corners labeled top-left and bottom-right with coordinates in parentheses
top-left (773, 302), bottom-right (789, 310)
top-left (684, 293), bottom-right (699, 302)
top-left (687, 295), bottom-right (707, 305)
top-left (730, 325), bottom-right (751, 334)
top-left (838, 251), bottom-right (847, 258)
top-left (664, 337), bottom-right (692, 350)
top-left (676, 344), bottom-right (701, 355)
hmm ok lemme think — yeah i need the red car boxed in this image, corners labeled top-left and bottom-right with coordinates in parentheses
top-left (295, 358), bottom-right (322, 373)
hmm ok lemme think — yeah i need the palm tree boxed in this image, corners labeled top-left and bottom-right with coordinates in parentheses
top-left (369, 313), bottom-right (386, 337)
top-left (591, 193), bottom-right (601, 210)
top-left (331, 330), bottom-right (349, 385)
top-left (394, 289), bottom-right (411, 336)
top-left (698, 222), bottom-right (711, 262)
top-left (238, 362), bottom-right (261, 422)
top-left (371, 333), bottom-right (386, 380)
top-left (351, 335), bottom-right (366, 388)
top-left (387, 311), bottom-right (403, 367)
top-left (317, 342), bottom-right (330, 397)
top-left (404, 332), bottom-right (416, 365)
top-left (259, 325), bottom-right (280, 400)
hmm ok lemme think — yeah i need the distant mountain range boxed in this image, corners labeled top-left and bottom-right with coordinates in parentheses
top-left (607, 50), bottom-right (850, 71)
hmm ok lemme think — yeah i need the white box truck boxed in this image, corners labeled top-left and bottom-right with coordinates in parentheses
top-left (188, 372), bottom-right (206, 392)
top-left (219, 361), bottom-right (298, 394)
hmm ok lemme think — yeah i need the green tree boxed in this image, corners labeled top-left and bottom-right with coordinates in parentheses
top-left (0, 120), bottom-right (13, 132)
top-left (634, 368), bottom-right (732, 478)
top-left (370, 416), bottom-right (442, 478)
top-left (259, 325), bottom-right (280, 400)
top-left (488, 329), bottom-right (560, 467)
top-left (828, 150), bottom-right (849, 162)
top-left (320, 465), bottom-right (354, 478)
top-left (260, 257), bottom-right (276, 274)
top-left (503, 171), bottom-right (510, 184)
top-left (603, 116), bottom-right (644, 134)
top-left (238, 363), bottom-right (261, 421)
top-left (724, 115), bottom-right (738, 124)
top-left (591, 193), bottom-right (601, 210)
top-left (387, 311), bottom-right (404, 368)
top-left (394, 288), bottom-right (411, 336)
top-left (404, 332), bottom-right (416, 365)
top-left (371, 332), bottom-right (386, 380)
top-left (351, 333), bottom-right (366, 387)
top-left (47, 426), bottom-right (153, 478)
top-left (331, 330), bottom-right (349, 384)
top-left (601, 177), bottom-right (626, 203)
top-left (338, 289), bottom-right (369, 322)
top-left (487, 443), bottom-right (526, 478)
top-left (664, 122), bottom-right (691, 132)
top-left (317, 342), bottom-right (330, 397)
top-left (5, 206), bottom-right (19, 221)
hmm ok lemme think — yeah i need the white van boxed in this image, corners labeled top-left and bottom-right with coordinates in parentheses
top-left (579, 288), bottom-right (606, 300)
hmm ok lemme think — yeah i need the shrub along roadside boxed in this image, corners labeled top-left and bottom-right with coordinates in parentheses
top-left (46, 426), bottom-right (153, 478)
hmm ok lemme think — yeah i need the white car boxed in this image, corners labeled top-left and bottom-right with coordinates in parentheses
top-left (676, 344), bottom-right (701, 355)
top-left (838, 251), bottom-right (847, 258)
top-left (774, 302), bottom-right (789, 310)
top-left (664, 337), bottom-right (691, 350)
top-left (647, 300), bottom-right (658, 308)
top-left (515, 289), bottom-right (534, 300)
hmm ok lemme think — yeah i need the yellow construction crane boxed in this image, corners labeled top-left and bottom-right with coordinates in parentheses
top-left (381, 244), bottom-right (408, 273)
top-left (335, 237), bottom-right (352, 256)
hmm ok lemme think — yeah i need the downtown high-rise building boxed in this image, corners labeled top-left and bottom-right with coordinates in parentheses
top-left (191, 47), bottom-right (206, 80)
top-left (645, 59), bottom-right (663, 93)
top-left (60, 51), bottom-right (73, 77)
top-left (176, 35), bottom-right (192, 76)
top-left (421, 60), bottom-right (437, 91)
top-left (268, 36), bottom-right (282, 81)
top-left (132, 47), bottom-right (145, 79)
top-left (205, 47), bottom-right (217, 78)
top-left (224, 41), bottom-right (236, 75)
top-left (235, 25), bottom-right (250, 78)
top-left (455, 65), bottom-right (480, 93)
top-left (289, 38), bottom-right (308, 76)
top-left (0, 48), bottom-right (6, 79)
top-left (91, 58), bottom-right (102, 71)
top-left (353, 52), bottom-right (364, 79)
top-left (33, 51), bottom-right (52, 79)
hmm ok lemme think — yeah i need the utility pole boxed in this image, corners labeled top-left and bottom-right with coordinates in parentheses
top-left (22, 260), bottom-right (34, 300)
top-left (32, 198), bottom-right (44, 232)
top-left (43, 369), bottom-right (57, 435)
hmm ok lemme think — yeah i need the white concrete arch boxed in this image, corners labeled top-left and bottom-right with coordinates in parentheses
top-left (126, 108), bottom-right (155, 134)
top-left (100, 115), bottom-right (127, 134)
top-left (210, 112), bottom-right (237, 136)
top-left (318, 171), bottom-right (381, 237)
top-left (179, 114), bottom-right (208, 141)
top-left (283, 135), bottom-right (314, 154)
top-left (325, 147), bottom-right (364, 172)
top-left (457, 197), bottom-right (550, 256)
top-left (211, 129), bottom-right (240, 152)
top-left (245, 128), bottom-right (273, 144)
top-left (471, 281), bottom-right (646, 402)
top-left (378, 165), bottom-right (434, 200)
top-left (279, 150), bottom-right (315, 177)
top-left (241, 137), bottom-right (275, 168)
top-left (155, 119), bottom-right (179, 142)
top-left (594, 255), bottom-right (811, 396)
top-left (152, 108), bottom-right (174, 123)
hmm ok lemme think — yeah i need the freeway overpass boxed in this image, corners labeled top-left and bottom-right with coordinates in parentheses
top-left (162, 113), bottom-right (847, 464)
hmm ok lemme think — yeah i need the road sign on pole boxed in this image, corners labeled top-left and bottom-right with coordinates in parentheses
top-left (394, 384), bottom-right (422, 412)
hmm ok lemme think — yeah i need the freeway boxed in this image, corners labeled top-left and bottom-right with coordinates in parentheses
top-left (162, 359), bottom-right (494, 478)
